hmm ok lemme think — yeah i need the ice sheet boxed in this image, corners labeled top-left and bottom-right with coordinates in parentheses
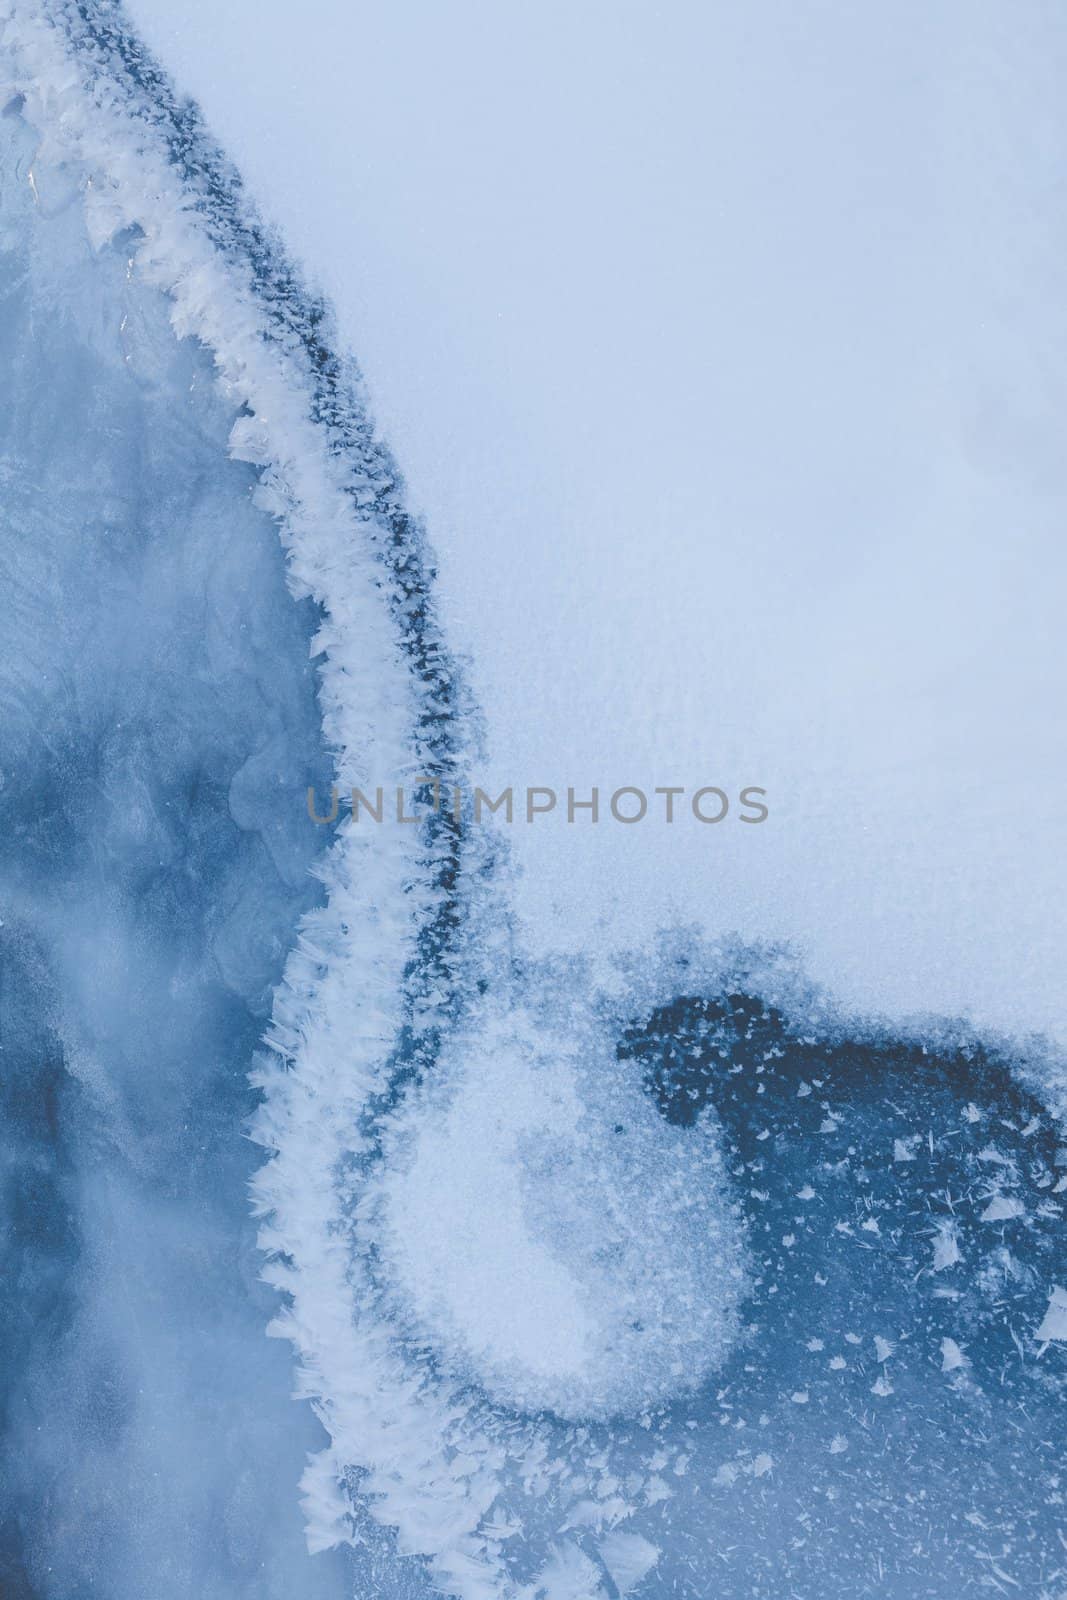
top-left (2, 7), bottom-right (1065, 1599)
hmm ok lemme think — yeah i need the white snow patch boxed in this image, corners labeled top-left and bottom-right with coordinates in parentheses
top-left (371, 1003), bottom-right (747, 1420)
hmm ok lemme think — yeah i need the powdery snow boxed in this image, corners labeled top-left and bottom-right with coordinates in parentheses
top-left (371, 1001), bottom-right (745, 1420)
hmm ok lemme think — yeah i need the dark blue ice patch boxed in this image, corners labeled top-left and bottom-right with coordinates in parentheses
top-left (613, 988), bottom-right (1067, 1597)
top-left (0, 98), bottom-right (348, 1600)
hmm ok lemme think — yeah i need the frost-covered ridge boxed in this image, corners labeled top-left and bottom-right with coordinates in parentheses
top-left (0, 0), bottom-right (503, 1588)
top-left (0, 7), bottom-right (735, 1596)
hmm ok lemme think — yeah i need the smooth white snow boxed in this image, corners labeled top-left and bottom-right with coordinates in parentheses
top-left (123, 0), bottom-right (1067, 1051)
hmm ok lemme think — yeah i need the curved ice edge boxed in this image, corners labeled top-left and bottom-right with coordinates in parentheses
top-left (0, 0), bottom-right (496, 1588)
top-left (260, 927), bottom-right (1067, 1600)
top-left (5, 9), bottom-right (1066, 1600)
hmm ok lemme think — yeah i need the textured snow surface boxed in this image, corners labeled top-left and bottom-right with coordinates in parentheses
top-left (370, 996), bottom-right (746, 1420)
top-left (1, 7), bottom-right (1066, 1600)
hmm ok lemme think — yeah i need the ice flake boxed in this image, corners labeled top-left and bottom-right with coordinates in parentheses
top-left (1036, 1286), bottom-right (1067, 1344)
top-left (535, 1543), bottom-right (606, 1600)
top-left (932, 1222), bottom-right (962, 1271)
top-left (597, 1532), bottom-right (660, 1597)
top-left (940, 1338), bottom-right (968, 1372)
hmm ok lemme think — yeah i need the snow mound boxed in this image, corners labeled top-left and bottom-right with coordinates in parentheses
top-left (372, 1003), bottom-right (746, 1420)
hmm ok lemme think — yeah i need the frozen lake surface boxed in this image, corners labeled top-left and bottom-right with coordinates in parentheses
top-left (1, 5), bottom-right (1065, 1598)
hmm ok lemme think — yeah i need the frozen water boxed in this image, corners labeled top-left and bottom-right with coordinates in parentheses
top-left (1, 7), bottom-right (1066, 1600)
top-left (0, 88), bottom-right (346, 1600)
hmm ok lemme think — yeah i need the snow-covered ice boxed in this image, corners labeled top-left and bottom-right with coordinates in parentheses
top-left (369, 996), bottom-right (746, 1420)
top-left (0, 4), bottom-right (1065, 1600)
